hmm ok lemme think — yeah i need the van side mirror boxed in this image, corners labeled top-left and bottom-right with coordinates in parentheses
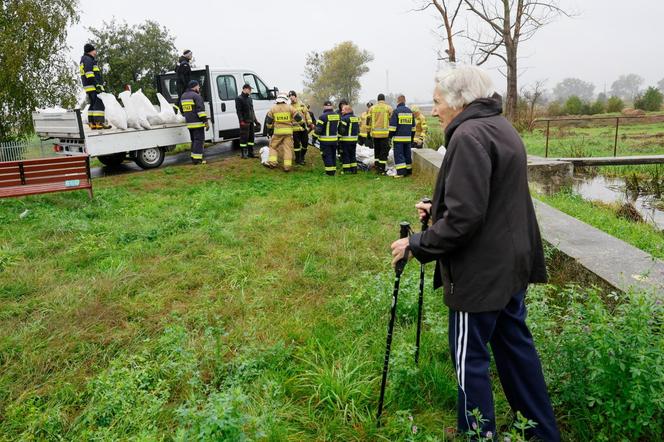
top-left (267, 88), bottom-right (278, 100)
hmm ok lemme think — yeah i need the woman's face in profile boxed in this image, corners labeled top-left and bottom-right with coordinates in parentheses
top-left (432, 86), bottom-right (459, 130)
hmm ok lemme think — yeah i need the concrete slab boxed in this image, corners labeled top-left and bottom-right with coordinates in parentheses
top-left (411, 149), bottom-right (664, 296)
top-left (534, 201), bottom-right (664, 295)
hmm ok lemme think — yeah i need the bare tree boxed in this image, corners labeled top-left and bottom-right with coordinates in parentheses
top-left (414, 0), bottom-right (464, 62)
top-left (462, 0), bottom-right (571, 121)
top-left (520, 80), bottom-right (546, 131)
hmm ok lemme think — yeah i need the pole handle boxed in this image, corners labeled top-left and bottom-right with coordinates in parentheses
top-left (420, 197), bottom-right (432, 231)
top-left (395, 222), bottom-right (411, 275)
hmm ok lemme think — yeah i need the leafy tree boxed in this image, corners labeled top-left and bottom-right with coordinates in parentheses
top-left (563, 96), bottom-right (584, 115)
top-left (588, 99), bottom-right (605, 115)
top-left (606, 96), bottom-right (625, 113)
top-left (553, 78), bottom-right (595, 102)
top-left (88, 19), bottom-right (177, 100)
top-left (610, 74), bottom-right (644, 102)
top-left (634, 87), bottom-right (663, 112)
top-left (303, 41), bottom-right (373, 107)
top-left (0, 0), bottom-right (79, 140)
top-left (658, 78), bottom-right (664, 94)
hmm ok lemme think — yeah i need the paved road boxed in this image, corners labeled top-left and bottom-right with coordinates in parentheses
top-left (91, 141), bottom-right (268, 178)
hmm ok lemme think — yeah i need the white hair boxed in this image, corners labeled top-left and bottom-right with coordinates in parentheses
top-left (435, 65), bottom-right (495, 110)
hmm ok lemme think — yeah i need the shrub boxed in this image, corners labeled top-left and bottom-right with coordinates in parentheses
top-left (563, 96), bottom-right (584, 115)
top-left (588, 99), bottom-right (606, 115)
top-left (528, 286), bottom-right (664, 441)
top-left (546, 101), bottom-right (564, 117)
top-left (606, 95), bottom-right (625, 113)
top-left (634, 86), bottom-right (664, 111)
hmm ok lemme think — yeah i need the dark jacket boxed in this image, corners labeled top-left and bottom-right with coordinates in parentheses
top-left (338, 112), bottom-right (360, 142)
top-left (180, 88), bottom-right (208, 129)
top-left (389, 103), bottom-right (416, 142)
top-left (235, 92), bottom-right (256, 123)
top-left (408, 96), bottom-right (547, 313)
top-left (176, 56), bottom-right (191, 95)
top-left (79, 54), bottom-right (103, 93)
top-left (315, 110), bottom-right (340, 143)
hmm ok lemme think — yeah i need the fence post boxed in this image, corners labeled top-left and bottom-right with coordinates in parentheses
top-left (545, 120), bottom-right (551, 158)
top-left (614, 117), bottom-right (620, 157)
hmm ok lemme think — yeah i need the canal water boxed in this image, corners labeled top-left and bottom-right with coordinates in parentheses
top-left (573, 175), bottom-right (664, 231)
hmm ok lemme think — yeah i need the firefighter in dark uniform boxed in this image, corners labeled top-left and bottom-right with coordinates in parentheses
top-left (80, 43), bottom-right (109, 130)
top-left (389, 95), bottom-right (416, 177)
top-left (180, 80), bottom-right (209, 164)
top-left (175, 50), bottom-right (193, 100)
top-left (315, 101), bottom-right (340, 176)
top-left (235, 83), bottom-right (258, 159)
top-left (338, 104), bottom-right (360, 174)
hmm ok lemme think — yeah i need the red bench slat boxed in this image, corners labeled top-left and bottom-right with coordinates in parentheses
top-left (0, 156), bottom-right (92, 199)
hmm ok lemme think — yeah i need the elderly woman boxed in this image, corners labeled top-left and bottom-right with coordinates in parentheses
top-left (391, 65), bottom-right (559, 441)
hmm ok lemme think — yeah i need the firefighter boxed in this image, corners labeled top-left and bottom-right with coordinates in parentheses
top-left (288, 91), bottom-right (313, 165)
top-left (80, 43), bottom-right (109, 130)
top-left (336, 99), bottom-right (349, 158)
top-left (180, 80), bottom-right (209, 165)
top-left (265, 93), bottom-right (303, 172)
top-left (338, 104), bottom-right (360, 174)
top-left (412, 105), bottom-right (428, 149)
top-left (235, 83), bottom-right (258, 159)
top-left (176, 50), bottom-right (193, 100)
top-left (358, 101), bottom-right (373, 148)
top-left (368, 94), bottom-right (393, 174)
top-left (315, 100), bottom-right (340, 176)
top-left (389, 95), bottom-right (416, 177)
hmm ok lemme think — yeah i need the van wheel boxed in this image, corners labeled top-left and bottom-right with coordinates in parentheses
top-left (135, 147), bottom-right (165, 169)
top-left (98, 152), bottom-right (126, 167)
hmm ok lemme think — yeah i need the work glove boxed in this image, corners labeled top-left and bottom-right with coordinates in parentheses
top-left (204, 121), bottom-right (209, 130)
top-left (95, 84), bottom-right (104, 93)
top-left (254, 121), bottom-right (261, 132)
top-left (358, 136), bottom-right (365, 146)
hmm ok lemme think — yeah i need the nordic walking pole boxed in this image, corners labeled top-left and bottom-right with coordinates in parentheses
top-left (414, 197), bottom-right (432, 365)
top-left (377, 221), bottom-right (411, 426)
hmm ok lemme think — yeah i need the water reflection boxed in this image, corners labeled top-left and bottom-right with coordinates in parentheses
top-left (573, 175), bottom-right (664, 231)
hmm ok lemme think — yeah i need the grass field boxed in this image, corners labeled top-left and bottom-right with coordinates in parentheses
top-left (425, 114), bottom-right (664, 159)
top-left (1, 154), bottom-right (662, 440)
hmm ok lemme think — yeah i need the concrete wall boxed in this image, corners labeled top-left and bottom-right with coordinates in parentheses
top-left (411, 148), bottom-right (664, 296)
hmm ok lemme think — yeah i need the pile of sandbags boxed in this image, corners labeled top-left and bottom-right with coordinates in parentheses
top-left (85, 88), bottom-right (186, 131)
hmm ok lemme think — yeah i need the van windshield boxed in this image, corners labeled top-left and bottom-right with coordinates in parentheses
top-left (243, 74), bottom-right (269, 100)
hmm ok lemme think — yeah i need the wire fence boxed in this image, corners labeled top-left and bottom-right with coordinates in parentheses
top-left (0, 139), bottom-right (55, 162)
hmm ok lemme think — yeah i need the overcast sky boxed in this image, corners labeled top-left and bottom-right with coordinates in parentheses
top-left (68, 0), bottom-right (664, 104)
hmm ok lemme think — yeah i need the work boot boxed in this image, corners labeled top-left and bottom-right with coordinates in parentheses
top-left (99, 122), bottom-right (112, 130)
top-left (241, 148), bottom-right (248, 159)
top-left (247, 147), bottom-right (256, 158)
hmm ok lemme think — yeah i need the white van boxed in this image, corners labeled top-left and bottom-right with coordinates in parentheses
top-left (32, 66), bottom-right (277, 169)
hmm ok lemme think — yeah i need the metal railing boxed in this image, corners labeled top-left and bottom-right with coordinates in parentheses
top-left (533, 115), bottom-right (661, 158)
top-left (0, 140), bottom-right (52, 162)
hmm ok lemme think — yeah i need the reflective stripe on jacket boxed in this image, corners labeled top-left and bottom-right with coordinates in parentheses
top-left (291, 101), bottom-right (311, 131)
top-left (339, 113), bottom-right (360, 142)
top-left (389, 103), bottom-right (416, 142)
top-left (80, 54), bottom-right (103, 92)
top-left (266, 103), bottom-right (302, 135)
top-left (181, 89), bottom-right (208, 129)
top-left (368, 101), bottom-right (393, 138)
top-left (315, 110), bottom-right (340, 142)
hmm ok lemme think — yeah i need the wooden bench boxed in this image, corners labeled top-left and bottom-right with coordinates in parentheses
top-left (0, 156), bottom-right (93, 199)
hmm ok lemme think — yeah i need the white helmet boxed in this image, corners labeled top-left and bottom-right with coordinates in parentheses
top-left (276, 93), bottom-right (288, 104)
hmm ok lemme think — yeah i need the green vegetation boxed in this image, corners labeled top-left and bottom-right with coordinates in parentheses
top-left (0, 0), bottom-right (79, 140)
top-left (537, 191), bottom-right (664, 259)
top-left (1, 156), bottom-right (662, 440)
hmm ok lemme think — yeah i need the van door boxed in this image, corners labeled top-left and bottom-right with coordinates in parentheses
top-left (242, 73), bottom-right (275, 136)
top-left (212, 74), bottom-right (240, 141)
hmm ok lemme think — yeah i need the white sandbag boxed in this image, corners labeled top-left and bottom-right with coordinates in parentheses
top-left (156, 93), bottom-right (178, 124)
top-left (133, 89), bottom-right (163, 125)
top-left (437, 145), bottom-right (447, 158)
top-left (174, 113), bottom-right (186, 124)
top-left (118, 91), bottom-right (142, 130)
top-left (356, 145), bottom-right (375, 168)
top-left (81, 105), bottom-right (89, 125)
top-left (38, 106), bottom-right (68, 113)
top-left (260, 146), bottom-right (270, 165)
top-left (98, 93), bottom-right (127, 130)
